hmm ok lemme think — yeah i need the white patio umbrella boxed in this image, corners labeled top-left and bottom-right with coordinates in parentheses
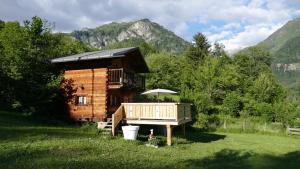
top-left (141, 88), bottom-right (177, 102)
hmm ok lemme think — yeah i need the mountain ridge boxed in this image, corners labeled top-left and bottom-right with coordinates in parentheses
top-left (70, 18), bottom-right (190, 53)
top-left (258, 18), bottom-right (300, 58)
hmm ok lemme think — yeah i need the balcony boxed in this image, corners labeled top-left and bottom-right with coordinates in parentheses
top-left (108, 68), bottom-right (145, 90)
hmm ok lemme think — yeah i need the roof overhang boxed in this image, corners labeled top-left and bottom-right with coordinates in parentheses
top-left (51, 47), bottom-right (149, 73)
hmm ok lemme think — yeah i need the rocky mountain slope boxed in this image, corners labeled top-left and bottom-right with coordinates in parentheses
top-left (70, 19), bottom-right (190, 53)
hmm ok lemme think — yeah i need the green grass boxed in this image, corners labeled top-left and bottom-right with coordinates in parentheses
top-left (1, 111), bottom-right (300, 169)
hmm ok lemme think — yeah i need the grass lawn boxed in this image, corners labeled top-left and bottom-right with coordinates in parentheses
top-left (1, 111), bottom-right (300, 169)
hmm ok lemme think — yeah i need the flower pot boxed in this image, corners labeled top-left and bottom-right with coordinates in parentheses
top-left (122, 125), bottom-right (140, 140)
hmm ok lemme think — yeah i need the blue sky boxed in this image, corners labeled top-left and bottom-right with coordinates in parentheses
top-left (1, 0), bottom-right (300, 53)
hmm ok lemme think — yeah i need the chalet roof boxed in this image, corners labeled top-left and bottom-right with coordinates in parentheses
top-left (51, 47), bottom-right (138, 63)
top-left (51, 47), bottom-right (149, 73)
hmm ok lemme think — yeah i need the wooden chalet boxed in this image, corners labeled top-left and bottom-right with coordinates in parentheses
top-left (51, 47), bottom-right (191, 145)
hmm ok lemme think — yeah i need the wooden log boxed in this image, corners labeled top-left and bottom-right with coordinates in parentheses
top-left (167, 125), bottom-right (172, 146)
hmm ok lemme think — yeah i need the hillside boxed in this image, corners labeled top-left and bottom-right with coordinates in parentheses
top-left (259, 19), bottom-right (300, 54)
top-left (258, 18), bottom-right (300, 63)
top-left (71, 19), bottom-right (190, 53)
top-left (246, 18), bottom-right (300, 97)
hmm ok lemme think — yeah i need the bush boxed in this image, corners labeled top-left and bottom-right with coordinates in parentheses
top-left (194, 113), bottom-right (220, 131)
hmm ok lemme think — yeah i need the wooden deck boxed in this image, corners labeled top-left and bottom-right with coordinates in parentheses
top-left (112, 102), bottom-right (192, 145)
top-left (122, 103), bottom-right (191, 125)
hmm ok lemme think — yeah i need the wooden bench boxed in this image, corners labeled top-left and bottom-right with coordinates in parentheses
top-left (287, 127), bottom-right (300, 135)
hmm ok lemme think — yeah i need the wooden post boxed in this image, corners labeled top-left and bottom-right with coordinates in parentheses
top-left (167, 125), bottom-right (172, 146)
top-left (182, 124), bottom-right (186, 136)
top-left (112, 115), bottom-right (115, 136)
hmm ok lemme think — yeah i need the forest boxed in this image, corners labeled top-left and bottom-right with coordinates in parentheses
top-left (0, 16), bottom-right (299, 132)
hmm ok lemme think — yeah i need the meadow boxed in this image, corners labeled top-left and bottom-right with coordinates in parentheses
top-left (1, 110), bottom-right (300, 169)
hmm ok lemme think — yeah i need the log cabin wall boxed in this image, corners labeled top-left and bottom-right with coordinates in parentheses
top-left (107, 55), bottom-right (142, 115)
top-left (52, 47), bottom-right (149, 122)
top-left (64, 68), bottom-right (108, 121)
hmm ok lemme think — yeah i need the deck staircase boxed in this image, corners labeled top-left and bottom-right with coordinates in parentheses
top-left (97, 118), bottom-right (113, 134)
top-left (97, 103), bottom-right (125, 136)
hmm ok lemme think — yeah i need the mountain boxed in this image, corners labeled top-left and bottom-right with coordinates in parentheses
top-left (70, 19), bottom-right (190, 53)
top-left (253, 18), bottom-right (300, 97)
top-left (258, 18), bottom-right (300, 63)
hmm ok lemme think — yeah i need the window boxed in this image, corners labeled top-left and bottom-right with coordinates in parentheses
top-left (76, 96), bottom-right (87, 106)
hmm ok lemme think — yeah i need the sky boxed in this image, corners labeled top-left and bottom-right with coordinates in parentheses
top-left (1, 0), bottom-right (300, 53)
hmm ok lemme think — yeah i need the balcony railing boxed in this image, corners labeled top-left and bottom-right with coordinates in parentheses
top-left (121, 102), bottom-right (192, 125)
top-left (108, 68), bottom-right (145, 90)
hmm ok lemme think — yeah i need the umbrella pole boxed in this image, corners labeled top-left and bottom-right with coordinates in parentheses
top-left (157, 93), bottom-right (159, 103)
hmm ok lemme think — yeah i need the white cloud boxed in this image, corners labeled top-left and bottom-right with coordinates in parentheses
top-left (205, 31), bottom-right (233, 43)
top-left (219, 23), bottom-right (284, 53)
top-left (0, 0), bottom-right (299, 51)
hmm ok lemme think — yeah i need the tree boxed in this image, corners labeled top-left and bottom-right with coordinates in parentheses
top-left (212, 42), bottom-right (226, 57)
top-left (145, 52), bottom-right (181, 90)
top-left (0, 16), bottom-right (91, 114)
top-left (234, 46), bottom-right (273, 79)
top-left (219, 91), bottom-right (241, 129)
top-left (250, 73), bottom-right (286, 103)
top-left (185, 33), bottom-right (211, 66)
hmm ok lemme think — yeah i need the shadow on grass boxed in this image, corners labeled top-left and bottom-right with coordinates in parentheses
top-left (172, 127), bottom-right (226, 145)
top-left (183, 149), bottom-right (252, 169)
top-left (0, 110), bottom-right (98, 141)
top-left (0, 126), bottom-right (100, 141)
top-left (136, 127), bottom-right (226, 147)
top-left (2, 146), bottom-right (300, 169)
top-left (0, 146), bottom-right (168, 169)
top-left (182, 149), bottom-right (300, 169)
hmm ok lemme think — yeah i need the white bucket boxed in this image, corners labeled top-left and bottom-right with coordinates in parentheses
top-left (122, 126), bottom-right (140, 140)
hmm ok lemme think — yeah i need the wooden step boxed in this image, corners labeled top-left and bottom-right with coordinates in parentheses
top-left (97, 122), bottom-right (112, 129)
top-left (101, 128), bottom-right (112, 131)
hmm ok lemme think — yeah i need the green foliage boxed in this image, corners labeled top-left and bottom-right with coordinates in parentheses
top-left (0, 16), bottom-right (91, 114)
top-left (185, 33), bottom-right (211, 66)
top-left (106, 37), bottom-right (158, 56)
top-left (145, 52), bottom-right (181, 90)
top-left (173, 32), bottom-right (299, 130)
top-left (238, 46), bottom-right (273, 66)
top-left (275, 36), bottom-right (300, 63)
top-left (55, 34), bottom-right (92, 56)
top-left (221, 92), bottom-right (241, 117)
top-left (250, 73), bottom-right (286, 103)
top-left (212, 42), bottom-right (227, 57)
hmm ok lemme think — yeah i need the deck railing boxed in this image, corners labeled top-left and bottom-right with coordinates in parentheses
top-left (122, 103), bottom-right (191, 122)
top-left (108, 68), bottom-right (145, 89)
top-left (112, 105), bottom-right (124, 136)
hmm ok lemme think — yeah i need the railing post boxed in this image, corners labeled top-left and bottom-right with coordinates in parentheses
top-left (121, 68), bottom-right (124, 84)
